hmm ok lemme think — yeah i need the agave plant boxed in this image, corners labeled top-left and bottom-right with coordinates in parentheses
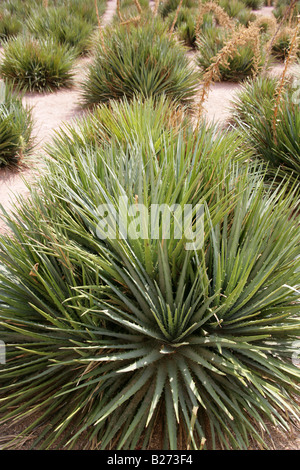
top-left (218, 0), bottom-right (246, 18)
top-left (0, 99), bottom-right (299, 450)
top-left (112, 0), bottom-right (150, 24)
top-left (197, 27), bottom-right (264, 82)
top-left (273, 1), bottom-right (300, 21)
top-left (159, 0), bottom-right (198, 18)
top-left (0, 11), bottom-right (23, 41)
top-left (230, 75), bottom-right (300, 183)
top-left (0, 80), bottom-right (33, 166)
top-left (271, 28), bottom-right (300, 61)
top-left (0, 36), bottom-right (75, 93)
top-left (166, 7), bottom-right (208, 48)
top-left (81, 20), bottom-right (199, 107)
top-left (26, 6), bottom-right (94, 56)
top-left (236, 8), bottom-right (256, 26)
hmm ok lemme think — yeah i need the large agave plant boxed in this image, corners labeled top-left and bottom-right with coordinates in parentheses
top-left (0, 100), bottom-right (299, 450)
top-left (81, 20), bottom-right (199, 107)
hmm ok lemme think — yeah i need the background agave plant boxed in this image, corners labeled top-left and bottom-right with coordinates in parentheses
top-left (196, 27), bottom-right (264, 82)
top-left (81, 20), bottom-right (199, 107)
top-left (159, 0), bottom-right (198, 19)
top-left (273, 0), bottom-right (300, 21)
top-left (241, 0), bottom-right (263, 8)
top-left (166, 7), bottom-right (214, 48)
top-left (26, 6), bottom-right (95, 56)
top-left (0, 11), bottom-right (23, 42)
top-left (0, 81), bottom-right (33, 166)
top-left (230, 75), bottom-right (300, 184)
top-left (0, 36), bottom-right (75, 93)
top-left (47, 96), bottom-right (187, 158)
top-left (0, 99), bottom-right (299, 450)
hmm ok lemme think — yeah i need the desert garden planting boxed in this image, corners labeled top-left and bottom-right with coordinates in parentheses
top-left (0, 0), bottom-right (299, 451)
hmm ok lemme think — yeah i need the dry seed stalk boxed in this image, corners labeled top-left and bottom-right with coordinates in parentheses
top-left (196, 24), bottom-right (261, 121)
top-left (169, 0), bottom-right (184, 36)
top-left (196, 1), bottom-right (233, 39)
top-left (272, 18), bottom-right (300, 144)
top-left (94, 0), bottom-right (106, 53)
top-left (252, 33), bottom-right (261, 79)
top-left (263, 0), bottom-right (298, 73)
top-left (153, 0), bottom-right (160, 16)
top-left (288, 3), bottom-right (296, 27)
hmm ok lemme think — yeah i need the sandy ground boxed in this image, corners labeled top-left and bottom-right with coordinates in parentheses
top-left (0, 1), bottom-right (299, 451)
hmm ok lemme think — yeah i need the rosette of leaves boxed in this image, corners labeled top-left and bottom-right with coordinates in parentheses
top-left (0, 99), bottom-right (299, 450)
top-left (271, 28), bottom-right (300, 61)
top-left (159, 0), bottom-right (198, 18)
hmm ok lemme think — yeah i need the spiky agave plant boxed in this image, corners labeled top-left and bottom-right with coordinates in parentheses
top-left (81, 20), bottom-right (199, 107)
top-left (0, 11), bottom-right (23, 41)
top-left (159, 0), bottom-right (197, 18)
top-left (0, 36), bottom-right (75, 93)
top-left (0, 101), bottom-right (299, 450)
top-left (166, 7), bottom-right (202, 48)
top-left (241, 0), bottom-right (263, 8)
top-left (0, 80), bottom-right (33, 166)
top-left (230, 75), bottom-right (300, 183)
top-left (46, 95), bottom-right (187, 158)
